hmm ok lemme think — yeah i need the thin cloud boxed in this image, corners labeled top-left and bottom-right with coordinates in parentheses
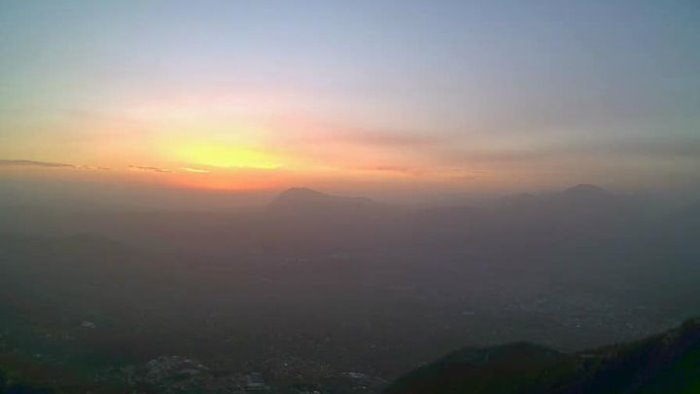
top-left (0, 159), bottom-right (76, 168)
top-left (129, 165), bottom-right (172, 173)
top-left (0, 160), bottom-right (113, 171)
top-left (592, 138), bottom-right (700, 159)
top-left (76, 165), bottom-right (112, 171)
top-left (438, 148), bottom-right (550, 165)
top-left (181, 167), bottom-right (210, 174)
top-left (359, 165), bottom-right (424, 176)
top-left (330, 131), bottom-right (439, 147)
top-left (273, 115), bottom-right (442, 148)
top-left (438, 137), bottom-right (700, 166)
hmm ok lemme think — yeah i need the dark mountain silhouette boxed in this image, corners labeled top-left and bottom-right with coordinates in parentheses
top-left (469, 184), bottom-right (646, 246)
top-left (267, 187), bottom-right (377, 216)
top-left (562, 183), bottom-right (610, 197)
top-left (254, 184), bottom-right (660, 254)
top-left (386, 317), bottom-right (700, 394)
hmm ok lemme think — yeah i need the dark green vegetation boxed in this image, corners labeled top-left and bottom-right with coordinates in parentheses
top-left (386, 318), bottom-right (700, 394)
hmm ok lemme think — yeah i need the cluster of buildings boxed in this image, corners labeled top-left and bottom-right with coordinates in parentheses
top-left (116, 355), bottom-right (269, 393)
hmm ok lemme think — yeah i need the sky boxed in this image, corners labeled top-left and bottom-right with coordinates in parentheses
top-left (1, 0), bottom-right (699, 199)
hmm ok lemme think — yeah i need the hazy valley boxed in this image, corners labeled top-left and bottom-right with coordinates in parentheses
top-left (0, 185), bottom-right (698, 392)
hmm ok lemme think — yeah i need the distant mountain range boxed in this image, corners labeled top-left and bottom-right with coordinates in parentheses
top-left (386, 317), bottom-right (700, 394)
top-left (267, 187), bottom-right (379, 216)
top-left (257, 184), bottom-right (651, 251)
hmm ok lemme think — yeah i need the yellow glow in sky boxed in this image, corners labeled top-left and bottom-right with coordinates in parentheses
top-left (173, 143), bottom-right (283, 169)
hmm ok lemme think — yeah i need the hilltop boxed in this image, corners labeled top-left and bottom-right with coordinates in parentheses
top-left (386, 317), bottom-right (700, 394)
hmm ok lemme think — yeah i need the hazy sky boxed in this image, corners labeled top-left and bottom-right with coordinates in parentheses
top-left (1, 0), bottom-right (699, 196)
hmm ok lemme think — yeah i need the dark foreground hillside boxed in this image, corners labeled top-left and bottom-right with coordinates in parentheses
top-left (386, 317), bottom-right (700, 394)
top-left (0, 370), bottom-right (53, 394)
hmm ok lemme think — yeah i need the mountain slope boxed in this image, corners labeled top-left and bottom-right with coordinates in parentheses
top-left (386, 318), bottom-right (700, 394)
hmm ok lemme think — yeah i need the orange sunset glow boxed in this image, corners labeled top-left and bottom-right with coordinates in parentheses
top-left (2, 2), bottom-right (700, 394)
top-left (1, 0), bottom-right (698, 201)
